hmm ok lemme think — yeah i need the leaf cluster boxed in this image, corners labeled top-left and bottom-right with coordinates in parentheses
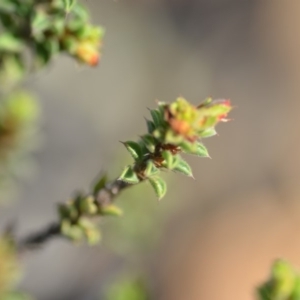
top-left (119, 97), bottom-right (232, 200)
top-left (58, 175), bottom-right (123, 245)
top-left (0, 0), bottom-right (104, 88)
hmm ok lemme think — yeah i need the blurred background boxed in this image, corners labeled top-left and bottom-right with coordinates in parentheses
top-left (2, 0), bottom-right (300, 299)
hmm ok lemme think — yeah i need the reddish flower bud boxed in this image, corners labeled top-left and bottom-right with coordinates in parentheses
top-left (76, 42), bottom-right (100, 66)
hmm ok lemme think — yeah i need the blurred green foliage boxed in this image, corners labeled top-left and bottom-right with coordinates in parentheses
top-left (0, 0), bottom-right (104, 88)
top-left (104, 275), bottom-right (149, 300)
top-left (0, 91), bottom-right (40, 201)
top-left (0, 0), bottom-right (104, 297)
top-left (0, 237), bottom-right (33, 300)
top-left (258, 260), bottom-right (300, 300)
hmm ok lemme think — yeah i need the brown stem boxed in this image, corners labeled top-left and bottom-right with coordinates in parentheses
top-left (17, 223), bottom-right (60, 252)
top-left (17, 178), bottom-right (130, 252)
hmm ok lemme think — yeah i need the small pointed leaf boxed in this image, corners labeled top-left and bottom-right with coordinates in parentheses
top-left (146, 119), bottom-right (155, 133)
top-left (199, 128), bottom-right (217, 138)
top-left (195, 143), bottom-right (210, 157)
top-left (150, 109), bottom-right (162, 127)
top-left (79, 196), bottom-right (98, 215)
top-left (173, 158), bottom-right (193, 177)
top-left (64, 0), bottom-right (77, 12)
top-left (93, 174), bottom-right (107, 195)
top-left (144, 160), bottom-right (159, 177)
top-left (61, 220), bottom-right (84, 242)
top-left (179, 141), bottom-right (197, 153)
top-left (158, 103), bottom-right (166, 116)
top-left (197, 97), bottom-right (212, 108)
top-left (122, 141), bottom-right (142, 160)
top-left (78, 217), bottom-right (95, 230)
top-left (141, 134), bottom-right (156, 152)
top-left (119, 166), bottom-right (140, 184)
top-left (100, 204), bottom-right (123, 217)
top-left (170, 154), bottom-right (180, 169)
top-left (138, 140), bottom-right (149, 156)
top-left (181, 142), bottom-right (209, 157)
top-left (162, 150), bottom-right (173, 169)
top-left (86, 229), bottom-right (102, 245)
top-left (148, 176), bottom-right (167, 200)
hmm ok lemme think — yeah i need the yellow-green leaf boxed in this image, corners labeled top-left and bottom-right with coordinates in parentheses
top-left (173, 158), bottom-right (193, 177)
top-left (122, 141), bottom-right (142, 160)
top-left (100, 204), bottom-right (123, 217)
top-left (144, 160), bottom-right (159, 177)
top-left (198, 128), bottom-right (217, 138)
top-left (119, 166), bottom-right (139, 184)
top-left (148, 176), bottom-right (167, 200)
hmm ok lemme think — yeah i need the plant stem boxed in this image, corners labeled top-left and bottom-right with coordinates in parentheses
top-left (17, 178), bottom-right (130, 252)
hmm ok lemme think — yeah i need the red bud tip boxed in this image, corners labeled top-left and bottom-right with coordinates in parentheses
top-left (76, 42), bottom-right (100, 66)
top-left (89, 54), bottom-right (99, 66)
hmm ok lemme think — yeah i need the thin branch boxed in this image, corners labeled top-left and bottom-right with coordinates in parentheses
top-left (17, 223), bottom-right (60, 252)
top-left (17, 179), bottom-right (130, 252)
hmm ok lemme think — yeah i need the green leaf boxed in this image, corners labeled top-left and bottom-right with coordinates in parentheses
top-left (145, 119), bottom-right (155, 133)
top-left (119, 166), bottom-right (140, 184)
top-left (122, 141), bottom-right (143, 160)
top-left (0, 1), bottom-right (19, 13)
top-left (58, 202), bottom-right (78, 220)
top-left (173, 158), bottom-right (193, 177)
top-left (67, 18), bottom-right (85, 32)
top-left (61, 220), bottom-right (84, 241)
top-left (100, 204), bottom-right (123, 217)
top-left (150, 109), bottom-right (162, 127)
top-left (165, 129), bottom-right (183, 144)
top-left (152, 128), bottom-right (164, 140)
top-left (200, 100), bottom-right (231, 117)
top-left (31, 12), bottom-right (52, 38)
top-left (52, 19), bottom-right (66, 35)
top-left (79, 196), bottom-right (98, 215)
top-left (0, 33), bottom-right (23, 52)
top-left (61, 36), bottom-right (78, 53)
top-left (78, 217), bottom-right (95, 230)
top-left (162, 150), bottom-right (173, 169)
top-left (170, 154), bottom-right (180, 169)
top-left (148, 176), bottom-right (167, 200)
top-left (181, 141), bottom-right (210, 157)
top-left (93, 174), bottom-right (107, 195)
top-left (179, 141), bottom-right (197, 153)
top-left (199, 128), bottom-right (217, 138)
top-left (197, 97), bottom-right (212, 108)
top-left (157, 102), bottom-right (166, 116)
top-left (140, 134), bottom-right (156, 152)
top-left (195, 143), bottom-right (210, 157)
top-left (64, 0), bottom-right (77, 12)
top-left (78, 218), bottom-right (102, 245)
top-left (144, 160), bottom-right (159, 177)
top-left (86, 229), bottom-right (102, 245)
top-left (71, 2), bottom-right (89, 20)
